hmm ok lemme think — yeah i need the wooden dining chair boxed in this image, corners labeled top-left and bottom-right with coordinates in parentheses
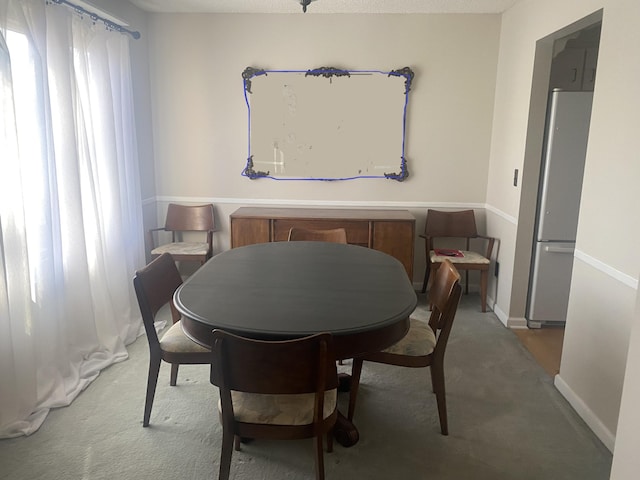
top-left (148, 203), bottom-right (216, 266)
top-left (287, 226), bottom-right (348, 244)
top-left (420, 209), bottom-right (495, 312)
top-left (210, 330), bottom-right (338, 480)
top-left (288, 226), bottom-right (348, 368)
top-left (133, 252), bottom-right (211, 427)
top-left (347, 259), bottom-right (462, 435)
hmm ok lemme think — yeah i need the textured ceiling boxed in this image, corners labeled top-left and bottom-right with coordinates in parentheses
top-left (126, 0), bottom-right (524, 14)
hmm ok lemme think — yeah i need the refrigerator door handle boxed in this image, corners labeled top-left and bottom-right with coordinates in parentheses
top-left (544, 245), bottom-right (575, 254)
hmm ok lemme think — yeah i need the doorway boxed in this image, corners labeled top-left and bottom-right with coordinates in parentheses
top-left (526, 23), bottom-right (601, 329)
top-left (511, 12), bottom-right (602, 375)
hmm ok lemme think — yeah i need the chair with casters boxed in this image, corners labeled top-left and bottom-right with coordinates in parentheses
top-left (133, 252), bottom-right (211, 427)
top-left (210, 330), bottom-right (338, 480)
top-left (420, 209), bottom-right (495, 312)
top-left (347, 259), bottom-right (462, 436)
top-left (287, 227), bottom-right (348, 244)
top-left (148, 203), bottom-right (216, 266)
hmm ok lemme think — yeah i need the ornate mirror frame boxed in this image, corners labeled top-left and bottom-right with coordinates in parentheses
top-left (242, 66), bottom-right (414, 182)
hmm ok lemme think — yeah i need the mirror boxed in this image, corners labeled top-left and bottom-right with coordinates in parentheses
top-left (242, 67), bottom-right (413, 181)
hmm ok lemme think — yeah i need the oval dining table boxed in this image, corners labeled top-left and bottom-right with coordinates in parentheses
top-left (174, 240), bottom-right (417, 447)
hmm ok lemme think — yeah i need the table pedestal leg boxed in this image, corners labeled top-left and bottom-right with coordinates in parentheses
top-left (337, 372), bottom-right (352, 392)
top-left (333, 411), bottom-right (359, 447)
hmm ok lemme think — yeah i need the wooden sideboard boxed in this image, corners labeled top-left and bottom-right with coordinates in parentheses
top-left (230, 207), bottom-right (415, 279)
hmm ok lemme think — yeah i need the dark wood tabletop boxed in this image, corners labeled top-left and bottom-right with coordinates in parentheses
top-left (174, 241), bottom-right (417, 360)
top-left (174, 241), bottom-right (417, 448)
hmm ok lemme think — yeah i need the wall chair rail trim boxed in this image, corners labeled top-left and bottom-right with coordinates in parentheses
top-left (151, 196), bottom-right (487, 211)
top-left (574, 249), bottom-right (638, 290)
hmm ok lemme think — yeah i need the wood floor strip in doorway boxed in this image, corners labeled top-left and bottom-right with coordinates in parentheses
top-left (512, 327), bottom-right (565, 377)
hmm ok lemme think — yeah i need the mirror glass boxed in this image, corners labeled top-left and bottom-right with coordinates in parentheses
top-left (242, 67), bottom-right (413, 181)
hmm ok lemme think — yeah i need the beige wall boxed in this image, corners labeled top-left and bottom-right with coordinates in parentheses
top-left (146, 14), bottom-right (500, 204)
top-left (487, 0), bottom-right (640, 456)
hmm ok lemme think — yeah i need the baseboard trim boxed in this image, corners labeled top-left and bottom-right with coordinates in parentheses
top-left (554, 374), bottom-right (615, 452)
top-left (490, 298), bottom-right (510, 327)
top-left (507, 316), bottom-right (528, 329)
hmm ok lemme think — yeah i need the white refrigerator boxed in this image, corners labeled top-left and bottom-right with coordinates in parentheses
top-left (526, 89), bottom-right (593, 328)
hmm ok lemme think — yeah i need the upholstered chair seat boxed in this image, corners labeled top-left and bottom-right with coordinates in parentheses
top-left (382, 318), bottom-right (436, 357)
top-left (151, 241), bottom-right (210, 258)
top-left (159, 322), bottom-right (210, 354)
top-left (429, 250), bottom-right (490, 265)
top-left (219, 389), bottom-right (337, 425)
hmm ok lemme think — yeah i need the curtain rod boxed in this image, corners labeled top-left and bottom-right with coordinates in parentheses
top-left (50, 0), bottom-right (141, 39)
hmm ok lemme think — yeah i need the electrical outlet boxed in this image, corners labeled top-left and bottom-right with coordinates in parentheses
top-left (495, 261), bottom-right (500, 277)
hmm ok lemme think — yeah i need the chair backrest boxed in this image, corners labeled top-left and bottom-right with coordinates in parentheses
top-left (427, 259), bottom-right (462, 356)
top-left (210, 330), bottom-right (338, 396)
top-left (164, 203), bottom-right (215, 232)
top-left (287, 227), bottom-right (348, 244)
top-left (133, 253), bottom-right (183, 348)
top-left (288, 227), bottom-right (347, 244)
top-left (425, 209), bottom-right (478, 239)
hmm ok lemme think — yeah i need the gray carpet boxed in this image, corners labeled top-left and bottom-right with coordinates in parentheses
top-left (0, 293), bottom-right (612, 479)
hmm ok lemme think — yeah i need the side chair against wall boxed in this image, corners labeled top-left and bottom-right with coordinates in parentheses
top-left (347, 259), bottom-right (462, 436)
top-left (148, 203), bottom-right (216, 266)
top-left (133, 252), bottom-right (211, 427)
top-left (420, 209), bottom-right (495, 312)
top-left (210, 330), bottom-right (339, 480)
top-left (287, 227), bottom-right (348, 244)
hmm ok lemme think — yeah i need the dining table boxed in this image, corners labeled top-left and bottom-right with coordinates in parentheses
top-left (173, 240), bottom-right (417, 447)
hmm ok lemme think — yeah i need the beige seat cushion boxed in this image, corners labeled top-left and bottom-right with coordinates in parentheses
top-left (159, 321), bottom-right (210, 353)
top-left (219, 389), bottom-right (338, 426)
top-left (382, 318), bottom-right (436, 357)
top-left (430, 249), bottom-right (489, 264)
top-left (151, 242), bottom-right (209, 257)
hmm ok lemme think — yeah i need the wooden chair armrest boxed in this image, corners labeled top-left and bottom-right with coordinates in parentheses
top-left (147, 227), bottom-right (167, 250)
top-left (206, 231), bottom-right (214, 255)
top-left (476, 234), bottom-right (496, 259)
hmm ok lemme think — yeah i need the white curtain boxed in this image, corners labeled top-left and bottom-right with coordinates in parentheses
top-left (0, 0), bottom-right (145, 438)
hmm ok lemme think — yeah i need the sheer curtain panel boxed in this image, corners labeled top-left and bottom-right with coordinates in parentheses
top-left (0, 0), bottom-right (145, 438)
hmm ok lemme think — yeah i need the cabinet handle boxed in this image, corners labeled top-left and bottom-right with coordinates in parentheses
top-left (571, 68), bottom-right (578, 82)
top-left (590, 68), bottom-right (596, 82)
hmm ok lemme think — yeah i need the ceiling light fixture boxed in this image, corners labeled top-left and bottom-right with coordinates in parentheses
top-left (298, 0), bottom-right (315, 13)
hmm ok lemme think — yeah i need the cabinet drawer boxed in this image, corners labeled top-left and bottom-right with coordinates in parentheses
top-left (272, 219), bottom-right (369, 245)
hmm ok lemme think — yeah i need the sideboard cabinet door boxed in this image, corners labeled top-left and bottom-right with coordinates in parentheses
top-left (372, 220), bottom-right (415, 278)
top-left (231, 218), bottom-right (270, 248)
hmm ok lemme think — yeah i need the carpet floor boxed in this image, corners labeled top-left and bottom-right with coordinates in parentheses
top-left (0, 293), bottom-right (612, 479)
